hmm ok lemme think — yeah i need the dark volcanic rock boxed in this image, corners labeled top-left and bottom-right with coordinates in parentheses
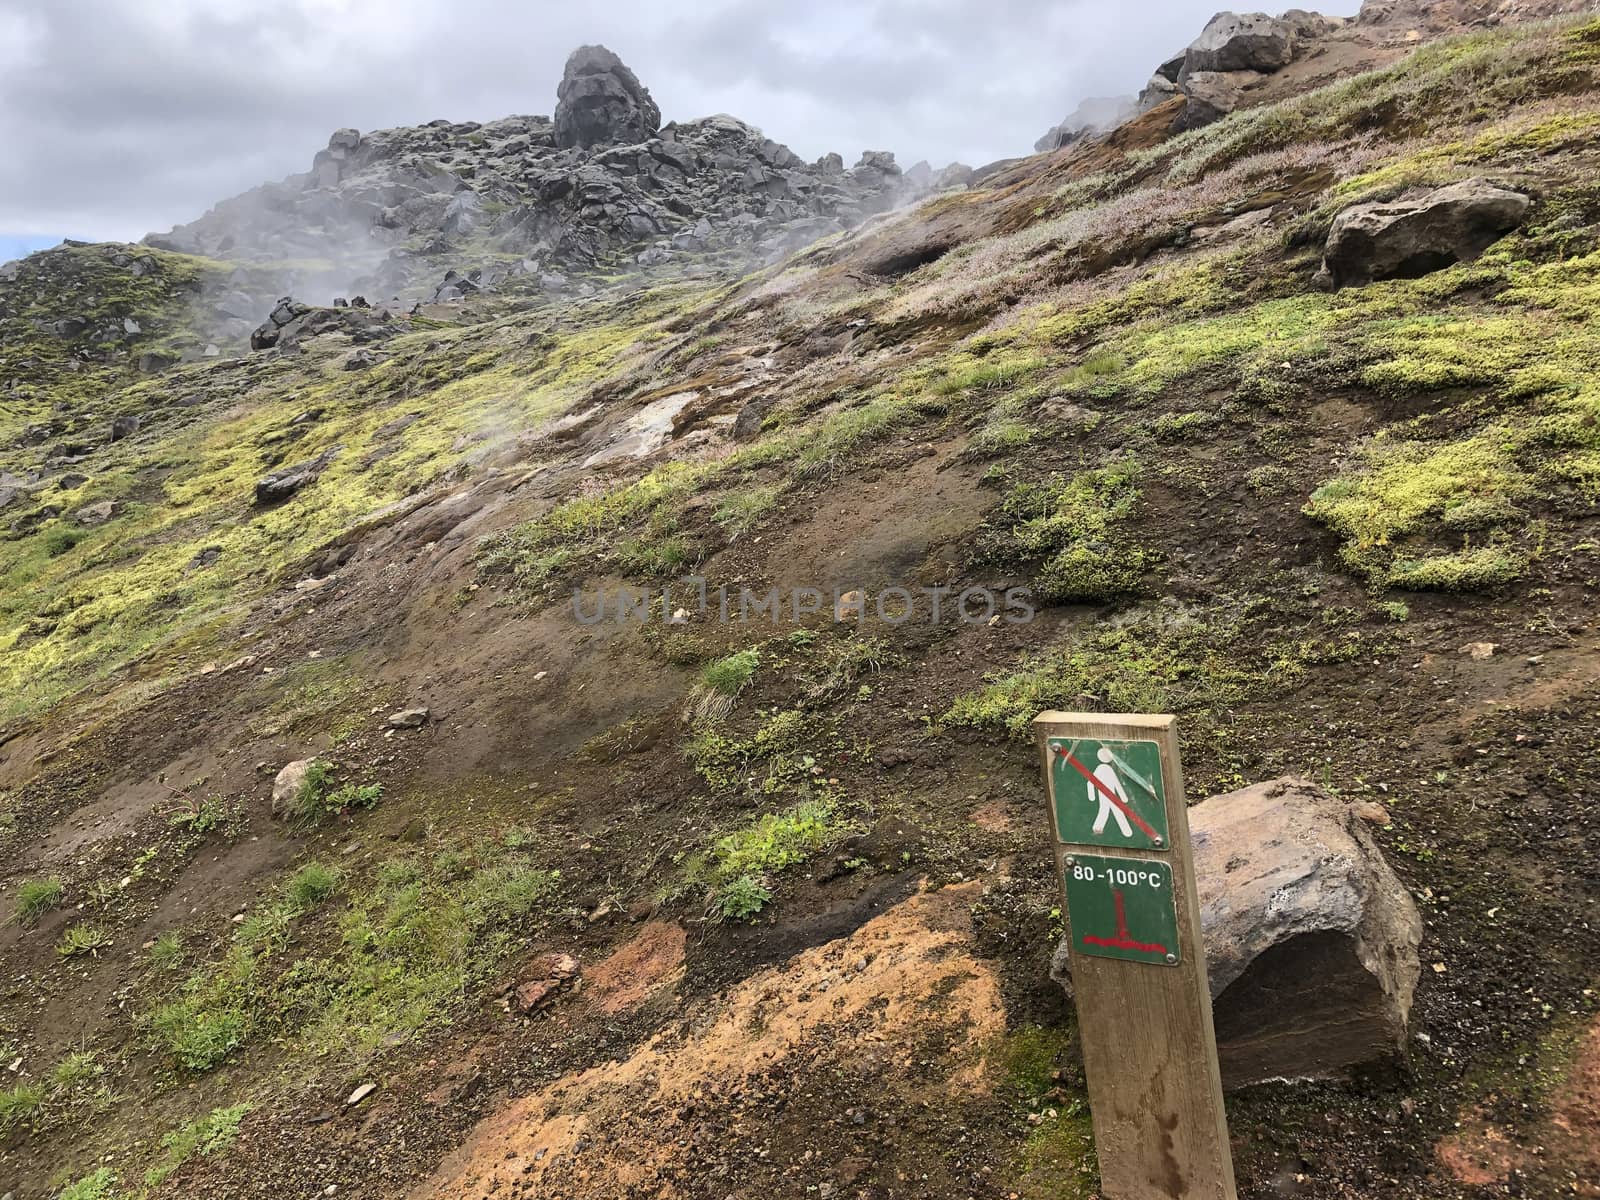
top-left (254, 447), bottom-right (341, 505)
top-left (1180, 11), bottom-right (1296, 77)
top-left (1053, 777), bottom-right (1422, 1089)
top-left (148, 46), bottom-right (950, 301)
top-left (1319, 177), bottom-right (1532, 288)
top-left (554, 44), bottom-right (662, 150)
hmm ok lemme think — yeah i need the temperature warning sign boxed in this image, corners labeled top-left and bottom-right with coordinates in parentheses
top-left (1063, 853), bottom-right (1180, 967)
top-left (1048, 737), bottom-right (1170, 852)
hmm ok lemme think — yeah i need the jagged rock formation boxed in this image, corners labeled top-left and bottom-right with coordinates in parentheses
top-left (147, 45), bottom-right (954, 312)
top-left (1053, 778), bottom-right (1422, 1089)
top-left (1318, 177), bottom-right (1533, 287)
top-left (1139, 9), bottom-right (1321, 129)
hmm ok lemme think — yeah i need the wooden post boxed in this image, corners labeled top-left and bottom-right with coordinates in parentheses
top-left (1032, 711), bottom-right (1236, 1200)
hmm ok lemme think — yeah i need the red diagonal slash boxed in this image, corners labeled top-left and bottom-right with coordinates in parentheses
top-left (1055, 746), bottom-right (1160, 841)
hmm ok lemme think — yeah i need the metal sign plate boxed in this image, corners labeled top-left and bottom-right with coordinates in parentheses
top-left (1048, 737), bottom-right (1170, 852)
top-left (1063, 853), bottom-right (1180, 967)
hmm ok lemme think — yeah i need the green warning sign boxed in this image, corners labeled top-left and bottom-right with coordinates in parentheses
top-left (1063, 854), bottom-right (1180, 967)
top-left (1048, 737), bottom-right (1170, 852)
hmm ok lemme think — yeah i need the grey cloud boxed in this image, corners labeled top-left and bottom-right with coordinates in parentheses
top-left (0, 0), bottom-right (1361, 243)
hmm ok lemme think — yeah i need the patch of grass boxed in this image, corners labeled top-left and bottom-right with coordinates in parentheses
top-left (15, 876), bottom-right (64, 924)
top-left (56, 922), bottom-right (110, 957)
top-left (1152, 410), bottom-right (1220, 443)
top-left (979, 459), bottom-right (1153, 603)
top-left (55, 1168), bottom-right (118, 1200)
top-left (149, 930), bottom-right (184, 969)
top-left (946, 603), bottom-right (1288, 737)
top-left (802, 636), bottom-right (900, 702)
top-left (686, 647), bottom-right (761, 723)
top-left (147, 840), bottom-right (561, 1070)
top-left (0, 1081), bottom-right (45, 1132)
top-left (43, 527), bottom-right (83, 557)
top-left (49, 1051), bottom-right (103, 1093)
top-left (712, 486), bottom-right (780, 538)
top-left (144, 1103), bottom-right (250, 1190)
top-left (285, 862), bottom-right (339, 911)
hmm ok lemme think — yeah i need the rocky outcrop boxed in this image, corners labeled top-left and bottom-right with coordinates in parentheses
top-left (1137, 8), bottom-right (1327, 127)
top-left (1318, 178), bottom-right (1533, 288)
top-left (1034, 95), bottom-right (1137, 152)
top-left (554, 45), bottom-right (661, 149)
top-left (1052, 777), bottom-right (1422, 1089)
top-left (149, 46), bottom-right (957, 310)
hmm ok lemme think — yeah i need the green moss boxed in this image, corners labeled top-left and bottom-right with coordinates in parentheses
top-left (980, 459), bottom-right (1153, 603)
top-left (1385, 546), bottom-right (1527, 591)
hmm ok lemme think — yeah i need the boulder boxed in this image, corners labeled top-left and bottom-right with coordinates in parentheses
top-left (1175, 70), bottom-right (1260, 130)
top-left (386, 707), bottom-right (430, 729)
top-left (74, 500), bottom-right (117, 526)
top-left (1319, 177), bottom-right (1532, 288)
top-left (1180, 12), bottom-right (1296, 78)
top-left (1138, 74), bottom-right (1183, 115)
top-left (254, 447), bottom-right (341, 505)
top-left (110, 414), bottom-right (140, 442)
top-left (1052, 778), bottom-right (1422, 1089)
top-left (271, 758), bottom-right (319, 819)
top-left (554, 44), bottom-right (661, 150)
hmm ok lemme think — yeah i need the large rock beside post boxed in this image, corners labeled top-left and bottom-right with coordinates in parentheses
top-left (1052, 777), bottom-right (1422, 1089)
top-left (1318, 178), bottom-right (1532, 288)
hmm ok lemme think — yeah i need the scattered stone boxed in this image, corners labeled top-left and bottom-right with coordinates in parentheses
top-left (1462, 641), bottom-right (1500, 659)
top-left (1052, 777), bottom-right (1422, 1088)
top-left (110, 414), bottom-right (140, 442)
top-left (1352, 801), bottom-right (1393, 826)
top-left (345, 1082), bottom-right (377, 1107)
top-left (271, 758), bottom-right (319, 819)
top-left (386, 707), bottom-right (430, 729)
top-left (835, 590), bottom-right (864, 621)
top-left (511, 952), bottom-right (581, 1012)
top-left (137, 350), bottom-right (178, 373)
top-left (74, 500), bottom-right (117, 526)
top-left (1319, 178), bottom-right (1532, 289)
top-left (254, 447), bottom-right (341, 505)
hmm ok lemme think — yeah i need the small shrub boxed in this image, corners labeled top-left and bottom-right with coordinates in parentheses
top-left (57, 923), bottom-right (110, 957)
top-left (716, 873), bottom-right (772, 920)
top-left (168, 794), bottom-right (234, 834)
top-left (323, 782), bottom-right (383, 815)
top-left (286, 862), bottom-right (339, 911)
top-left (15, 876), bottom-right (64, 924)
top-left (713, 799), bottom-right (842, 880)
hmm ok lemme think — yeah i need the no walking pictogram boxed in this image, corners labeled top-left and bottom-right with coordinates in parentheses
top-left (1047, 737), bottom-right (1170, 851)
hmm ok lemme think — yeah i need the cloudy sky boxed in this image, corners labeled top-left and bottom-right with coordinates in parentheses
top-left (0, 0), bottom-right (1361, 250)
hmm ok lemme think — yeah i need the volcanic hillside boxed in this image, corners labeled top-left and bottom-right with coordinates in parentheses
top-left (2, 6), bottom-right (1600, 1199)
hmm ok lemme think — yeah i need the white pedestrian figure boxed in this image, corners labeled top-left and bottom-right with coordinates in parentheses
top-left (1089, 746), bottom-right (1134, 839)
